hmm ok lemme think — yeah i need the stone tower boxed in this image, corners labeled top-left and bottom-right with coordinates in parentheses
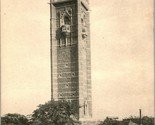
top-left (50, 0), bottom-right (92, 119)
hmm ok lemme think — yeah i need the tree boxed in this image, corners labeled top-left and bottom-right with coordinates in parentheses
top-left (122, 116), bottom-right (154, 125)
top-left (1, 113), bottom-right (29, 125)
top-left (142, 116), bottom-right (154, 125)
top-left (31, 100), bottom-right (80, 125)
top-left (99, 117), bottom-right (121, 125)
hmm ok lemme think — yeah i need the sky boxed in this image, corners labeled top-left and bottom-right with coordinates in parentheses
top-left (1, 0), bottom-right (154, 120)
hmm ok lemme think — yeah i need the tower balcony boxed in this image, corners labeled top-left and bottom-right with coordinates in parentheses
top-left (61, 24), bottom-right (71, 36)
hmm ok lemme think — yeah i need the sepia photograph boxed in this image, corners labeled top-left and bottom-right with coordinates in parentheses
top-left (1, 0), bottom-right (154, 125)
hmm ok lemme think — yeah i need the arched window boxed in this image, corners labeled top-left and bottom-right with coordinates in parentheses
top-left (64, 16), bottom-right (70, 25)
top-left (57, 12), bottom-right (60, 27)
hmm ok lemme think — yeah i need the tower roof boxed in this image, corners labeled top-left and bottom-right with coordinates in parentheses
top-left (52, 0), bottom-right (89, 4)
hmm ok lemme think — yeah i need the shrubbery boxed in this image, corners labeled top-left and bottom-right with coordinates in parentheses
top-left (1, 100), bottom-right (79, 125)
